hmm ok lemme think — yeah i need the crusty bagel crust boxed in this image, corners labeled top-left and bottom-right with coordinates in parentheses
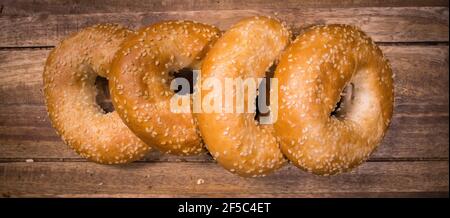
top-left (197, 16), bottom-right (291, 177)
top-left (274, 24), bottom-right (394, 175)
top-left (109, 21), bottom-right (221, 155)
top-left (43, 24), bottom-right (151, 164)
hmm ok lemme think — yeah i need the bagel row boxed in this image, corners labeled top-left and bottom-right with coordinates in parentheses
top-left (43, 17), bottom-right (394, 176)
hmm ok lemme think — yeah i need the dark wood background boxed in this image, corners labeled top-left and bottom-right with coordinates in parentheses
top-left (0, 0), bottom-right (448, 197)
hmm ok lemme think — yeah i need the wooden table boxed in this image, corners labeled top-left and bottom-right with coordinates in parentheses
top-left (0, 0), bottom-right (448, 198)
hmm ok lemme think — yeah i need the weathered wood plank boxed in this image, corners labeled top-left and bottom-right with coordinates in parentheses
top-left (0, 102), bottom-right (447, 160)
top-left (0, 161), bottom-right (448, 197)
top-left (0, 46), bottom-right (448, 160)
top-left (1, 0), bottom-right (448, 15)
top-left (0, 46), bottom-right (447, 105)
top-left (0, 7), bottom-right (448, 47)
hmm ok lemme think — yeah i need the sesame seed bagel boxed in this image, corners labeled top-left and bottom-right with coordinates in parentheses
top-left (274, 25), bottom-right (394, 175)
top-left (43, 24), bottom-right (151, 164)
top-left (109, 21), bottom-right (221, 155)
top-left (196, 16), bottom-right (291, 176)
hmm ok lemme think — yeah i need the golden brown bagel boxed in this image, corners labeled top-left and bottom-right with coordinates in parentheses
top-left (196, 16), bottom-right (291, 176)
top-left (274, 24), bottom-right (394, 175)
top-left (109, 21), bottom-right (220, 155)
top-left (43, 24), bottom-right (151, 164)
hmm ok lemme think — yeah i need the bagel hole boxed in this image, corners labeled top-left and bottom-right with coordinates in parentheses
top-left (95, 76), bottom-right (115, 113)
top-left (170, 68), bottom-right (195, 95)
top-left (330, 83), bottom-right (354, 119)
top-left (254, 64), bottom-right (277, 123)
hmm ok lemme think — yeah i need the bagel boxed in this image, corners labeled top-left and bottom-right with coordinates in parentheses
top-left (43, 24), bottom-right (151, 164)
top-left (274, 24), bottom-right (394, 175)
top-left (109, 21), bottom-right (221, 155)
top-left (196, 16), bottom-right (291, 176)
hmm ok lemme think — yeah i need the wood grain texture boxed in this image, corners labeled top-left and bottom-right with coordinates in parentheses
top-left (0, 0), bottom-right (448, 198)
top-left (0, 161), bottom-right (448, 197)
top-left (0, 7), bottom-right (448, 47)
top-left (0, 46), bottom-right (448, 160)
top-left (1, 0), bottom-right (448, 15)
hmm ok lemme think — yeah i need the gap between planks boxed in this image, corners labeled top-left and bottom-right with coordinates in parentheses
top-left (0, 157), bottom-right (448, 163)
top-left (0, 42), bottom-right (449, 51)
top-left (1, 0), bottom-right (449, 16)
